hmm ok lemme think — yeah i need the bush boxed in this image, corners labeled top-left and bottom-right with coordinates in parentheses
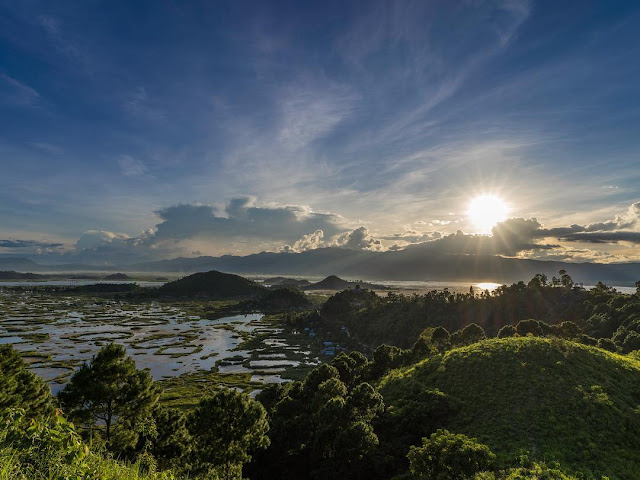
top-left (408, 429), bottom-right (495, 479)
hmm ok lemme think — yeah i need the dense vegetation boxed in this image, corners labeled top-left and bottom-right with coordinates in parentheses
top-left (157, 270), bottom-right (266, 298)
top-left (317, 274), bottom-right (640, 351)
top-left (2, 272), bottom-right (640, 479)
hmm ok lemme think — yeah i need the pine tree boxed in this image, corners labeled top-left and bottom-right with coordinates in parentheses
top-left (0, 344), bottom-right (52, 416)
top-left (187, 388), bottom-right (270, 480)
top-left (59, 343), bottom-right (158, 452)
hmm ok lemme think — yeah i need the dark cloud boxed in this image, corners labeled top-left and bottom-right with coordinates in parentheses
top-left (0, 239), bottom-right (63, 249)
top-left (400, 201), bottom-right (640, 258)
top-left (556, 231), bottom-right (640, 244)
top-left (153, 197), bottom-right (348, 243)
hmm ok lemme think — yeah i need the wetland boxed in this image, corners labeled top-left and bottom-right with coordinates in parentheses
top-left (0, 289), bottom-right (325, 406)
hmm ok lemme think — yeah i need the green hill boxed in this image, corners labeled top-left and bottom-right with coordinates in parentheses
top-left (157, 270), bottom-right (266, 298)
top-left (379, 337), bottom-right (640, 479)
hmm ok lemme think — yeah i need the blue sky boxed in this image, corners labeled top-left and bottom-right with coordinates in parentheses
top-left (1, 0), bottom-right (640, 264)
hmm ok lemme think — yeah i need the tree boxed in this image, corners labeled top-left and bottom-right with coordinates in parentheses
top-left (559, 269), bottom-right (574, 288)
top-left (451, 324), bottom-right (486, 347)
top-left (187, 389), bottom-right (270, 480)
top-left (497, 325), bottom-right (516, 338)
top-left (460, 323), bottom-right (486, 345)
top-left (59, 343), bottom-right (158, 452)
top-left (553, 321), bottom-right (581, 339)
top-left (408, 429), bottom-right (495, 479)
top-left (371, 344), bottom-right (403, 376)
top-left (516, 319), bottom-right (543, 337)
top-left (431, 327), bottom-right (450, 352)
top-left (0, 344), bottom-right (52, 416)
top-left (144, 405), bottom-right (191, 470)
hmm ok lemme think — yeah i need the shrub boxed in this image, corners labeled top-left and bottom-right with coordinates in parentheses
top-left (408, 429), bottom-right (496, 479)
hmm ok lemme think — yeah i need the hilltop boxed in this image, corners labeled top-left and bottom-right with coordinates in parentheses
top-left (379, 337), bottom-right (640, 479)
top-left (304, 274), bottom-right (387, 291)
top-left (103, 272), bottom-right (130, 280)
top-left (0, 271), bottom-right (43, 280)
top-left (157, 270), bottom-right (266, 298)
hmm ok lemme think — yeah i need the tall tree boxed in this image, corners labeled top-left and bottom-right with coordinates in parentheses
top-left (187, 388), bottom-right (270, 480)
top-left (0, 344), bottom-right (52, 416)
top-left (59, 343), bottom-right (158, 452)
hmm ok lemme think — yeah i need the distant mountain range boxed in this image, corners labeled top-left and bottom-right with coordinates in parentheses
top-left (2, 246), bottom-right (640, 286)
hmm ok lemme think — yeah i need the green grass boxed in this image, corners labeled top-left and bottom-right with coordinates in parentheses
top-left (0, 447), bottom-right (179, 479)
top-left (379, 336), bottom-right (640, 479)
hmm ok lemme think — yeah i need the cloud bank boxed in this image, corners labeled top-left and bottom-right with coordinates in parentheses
top-left (3, 199), bottom-right (640, 266)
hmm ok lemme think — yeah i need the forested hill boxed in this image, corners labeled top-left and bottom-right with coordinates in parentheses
top-left (157, 269), bottom-right (266, 298)
top-left (379, 337), bottom-right (640, 479)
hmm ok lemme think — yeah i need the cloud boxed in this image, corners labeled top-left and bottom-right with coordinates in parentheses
top-left (76, 230), bottom-right (132, 250)
top-left (379, 230), bottom-right (441, 243)
top-left (0, 239), bottom-right (63, 249)
top-left (283, 226), bottom-right (388, 253)
top-left (282, 230), bottom-right (325, 253)
top-left (118, 155), bottom-right (148, 177)
top-left (397, 201), bottom-right (640, 259)
top-left (333, 226), bottom-right (384, 251)
top-left (11, 199), bottom-right (640, 266)
top-left (124, 87), bottom-right (165, 122)
top-left (153, 197), bottom-right (349, 244)
top-left (541, 201), bottom-right (640, 243)
top-left (63, 198), bottom-right (351, 263)
top-left (29, 142), bottom-right (64, 154)
top-left (0, 73), bottom-right (40, 107)
top-left (38, 15), bottom-right (88, 67)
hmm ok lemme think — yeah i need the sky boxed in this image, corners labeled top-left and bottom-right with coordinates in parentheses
top-left (1, 0), bottom-right (640, 265)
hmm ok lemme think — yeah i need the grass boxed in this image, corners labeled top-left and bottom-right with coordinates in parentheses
top-left (379, 336), bottom-right (640, 479)
top-left (157, 370), bottom-right (262, 409)
top-left (0, 447), bottom-right (179, 479)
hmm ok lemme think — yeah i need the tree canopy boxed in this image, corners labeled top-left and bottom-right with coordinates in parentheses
top-left (59, 343), bottom-right (158, 453)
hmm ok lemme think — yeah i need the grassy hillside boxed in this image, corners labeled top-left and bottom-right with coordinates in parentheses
top-left (157, 270), bottom-right (266, 298)
top-left (379, 337), bottom-right (640, 479)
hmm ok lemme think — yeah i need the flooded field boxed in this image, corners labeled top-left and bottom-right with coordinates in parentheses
top-left (0, 290), bottom-right (323, 397)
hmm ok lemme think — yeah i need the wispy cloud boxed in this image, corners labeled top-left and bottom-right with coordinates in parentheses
top-left (118, 155), bottom-right (148, 177)
top-left (0, 73), bottom-right (40, 107)
top-left (38, 15), bottom-right (89, 68)
top-left (123, 87), bottom-right (166, 122)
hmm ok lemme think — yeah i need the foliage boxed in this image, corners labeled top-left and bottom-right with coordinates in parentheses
top-left (147, 406), bottom-right (190, 470)
top-left (0, 409), bottom-right (177, 480)
top-left (318, 272), bottom-right (640, 350)
top-left (380, 336), bottom-right (640, 479)
top-left (408, 429), bottom-right (495, 479)
top-left (0, 345), bottom-right (52, 416)
top-left (252, 287), bottom-right (313, 310)
top-left (59, 343), bottom-right (159, 453)
top-left (249, 359), bottom-right (384, 480)
top-left (185, 389), bottom-right (269, 480)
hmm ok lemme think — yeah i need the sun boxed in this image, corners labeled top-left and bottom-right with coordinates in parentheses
top-left (467, 194), bottom-right (510, 233)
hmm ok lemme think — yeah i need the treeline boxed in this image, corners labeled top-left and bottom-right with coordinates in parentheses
top-left (309, 273), bottom-right (640, 351)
